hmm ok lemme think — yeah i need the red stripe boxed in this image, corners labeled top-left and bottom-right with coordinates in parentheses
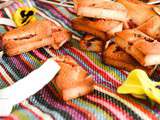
top-left (65, 7), bottom-right (76, 15)
top-left (0, 116), bottom-right (14, 120)
top-left (0, 72), bottom-right (10, 86)
top-left (47, 83), bottom-right (62, 99)
top-left (0, 11), bottom-right (3, 17)
top-left (19, 55), bottom-right (34, 70)
top-left (97, 84), bottom-right (158, 120)
top-left (32, 50), bottom-right (48, 61)
top-left (17, 55), bottom-right (33, 72)
top-left (0, 63), bottom-right (17, 82)
top-left (50, 48), bottom-right (63, 56)
top-left (82, 96), bottom-right (119, 120)
top-left (119, 70), bottom-right (128, 77)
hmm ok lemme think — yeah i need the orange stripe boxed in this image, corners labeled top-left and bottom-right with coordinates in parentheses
top-left (19, 55), bottom-right (34, 70)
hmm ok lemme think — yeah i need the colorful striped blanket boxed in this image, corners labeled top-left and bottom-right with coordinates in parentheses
top-left (0, 0), bottom-right (160, 120)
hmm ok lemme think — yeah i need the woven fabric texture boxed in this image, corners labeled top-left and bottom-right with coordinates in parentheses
top-left (0, 0), bottom-right (160, 120)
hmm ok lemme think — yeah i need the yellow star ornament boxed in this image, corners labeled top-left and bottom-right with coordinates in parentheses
top-left (117, 69), bottom-right (160, 103)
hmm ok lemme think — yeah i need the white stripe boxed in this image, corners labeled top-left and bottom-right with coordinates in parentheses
top-left (4, 8), bottom-right (14, 21)
top-left (0, 65), bottom-right (14, 84)
top-left (44, 47), bottom-right (56, 57)
top-left (22, 101), bottom-right (53, 120)
top-left (0, 18), bottom-right (15, 27)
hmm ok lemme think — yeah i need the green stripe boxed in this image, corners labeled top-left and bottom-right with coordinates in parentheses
top-left (71, 98), bottom-right (109, 120)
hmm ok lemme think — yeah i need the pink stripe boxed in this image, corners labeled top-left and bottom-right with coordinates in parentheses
top-left (9, 57), bottom-right (29, 75)
top-left (17, 1), bottom-right (24, 7)
top-left (14, 3), bottom-right (20, 9)
top-left (32, 50), bottom-right (48, 61)
top-left (87, 95), bottom-right (133, 120)
top-left (10, 115), bottom-right (19, 120)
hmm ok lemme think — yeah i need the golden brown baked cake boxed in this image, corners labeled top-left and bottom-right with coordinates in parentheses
top-left (80, 34), bottom-right (105, 52)
top-left (102, 43), bottom-right (155, 75)
top-left (138, 15), bottom-right (160, 41)
top-left (2, 20), bottom-right (71, 56)
top-left (73, 17), bottom-right (121, 32)
top-left (72, 17), bottom-right (123, 40)
top-left (117, 0), bottom-right (155, 28)
top-left (115, 29), bottom-right (160, 66)
top-left (72, 18), bottom-right (107, 40)
top-left (74, 0), bottom-right (127, 21)
top-left (52, 55), bottom-right (94, 101)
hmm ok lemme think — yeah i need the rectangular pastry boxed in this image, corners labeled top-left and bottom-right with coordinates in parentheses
top-left (102, 43), bottom-right (155, 75)
top-left (73, 17), bottom-right (121, 32)
top-left (115, 29), bottom-right (160, 66)
top-left (117, 0), bottom-right (155, 28)
top-left (52, 55), bottom-right (95, 101)
top-left (138, 15), bottom-right (160, 41)
top-left (72, 17), bottom-right (123, 40)
top-left (2, 20), bottom-right (71, 56)
top-left (79, 34), bottom-right (105, 52)
top-left (74, 0), bottom-right (127, 21)
top-left (72, 18), bottom-right (107, 40)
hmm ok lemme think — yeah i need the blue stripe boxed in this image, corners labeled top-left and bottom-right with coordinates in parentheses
top-left (29, 96), bottom-right (65, 120)
top-left (0, 59), bottom-right (20, 81)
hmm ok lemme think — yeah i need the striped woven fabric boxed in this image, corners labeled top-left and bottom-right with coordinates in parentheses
top-left (0, 0), bottom-right (160, 120)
